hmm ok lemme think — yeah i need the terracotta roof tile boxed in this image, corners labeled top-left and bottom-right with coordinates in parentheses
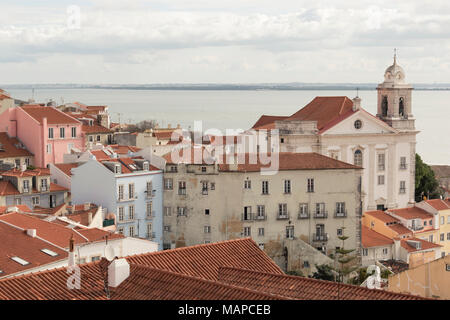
top-left (1, 167), bottom-right (50, 177)
top-left (20, 105), bottom-right (80, 125)
top-left (217, 267), bottom-right (427, 300)
top-left (126, 238), bottom-right (283, 281)
top-left (424, 199), bottom-right (450, 211)
top-left (364, 210), bottom-right (400, 223)
top-left (387, 207), bottom-right (434, 220)
top-left (0, 181), bottom-right (20, 196)
top-left (362, 226), bottom-right (394, 248)
top-left (0, 133), bottom-right (33, 158)
top-left (0, 205), bottom-right (32, 215)
top-left (252, 115), bottom-right (289, 130)
top-left (400, 238), bottom-right (442, 252)
top-left (54, 163), bottom-right (79, 177)
top-left (82, 124), bottom-right (113, 134)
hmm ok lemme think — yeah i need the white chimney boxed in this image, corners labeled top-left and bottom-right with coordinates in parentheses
top-left (108, 258), bottom-right (130, 288)
top-left (352, 96), bottom-right (361, 111)
top-left (26, 229), bottom-right (36, 238)
top-left (88, 211), bottom-right (93, 225)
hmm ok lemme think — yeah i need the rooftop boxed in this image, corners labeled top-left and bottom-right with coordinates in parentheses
top-left (423, 199), bottom-right (450, 211)
top-left (400, 238), bottom-right (441, 253)
top-left (362, 226), bottom-right (394, 248)
top-left (0, 133), bottom-right (33, 159)
top-left (364, 210), bottom-right (400, 224)
top-left (53, 163), bottom-right (79, 177)
top-left (20, 105), bottom-right (80, 125)
top-left (387, 207), bottom-right (434, 220)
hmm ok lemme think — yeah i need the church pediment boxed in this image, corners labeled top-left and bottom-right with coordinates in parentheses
top-left (321, 109), bottom-right (398, 135)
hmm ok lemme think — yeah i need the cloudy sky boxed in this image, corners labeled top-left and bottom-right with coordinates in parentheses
top-left (1, 0), bottom-right (449, 84)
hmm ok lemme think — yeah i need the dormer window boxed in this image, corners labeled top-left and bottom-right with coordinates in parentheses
top-left (143, 162), bottom-right (149, 171)
top-left (354, 120), bottom-right (362, 129)
top-left (114, 164), bottom-right (121, 174)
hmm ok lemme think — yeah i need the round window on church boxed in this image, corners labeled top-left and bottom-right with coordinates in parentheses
top-left (354, 120), bottom-right (362, 129)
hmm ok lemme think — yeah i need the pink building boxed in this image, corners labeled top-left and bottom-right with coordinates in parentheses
top-left (0, 105), bottom-right (84, 167)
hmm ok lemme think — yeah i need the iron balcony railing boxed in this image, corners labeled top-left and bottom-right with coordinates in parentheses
top-left (242, 213), bottom-right (253, 221)
top-left (334, 210), bottom-right (347, 218)
top-left (399, 163), bottom-right (408, 170)
top-left (102, 218), bottom-right (115, 227)
top-left (298, 211), bottom-right (310, 219)
top-left (254, 214), bottom-right (267, 221)
top-left (276, 212), bottom-right (290, 220)
top-left (312, 233), bottom-right (328, 242)
top-left (313, 210), bottom-right (328, 219)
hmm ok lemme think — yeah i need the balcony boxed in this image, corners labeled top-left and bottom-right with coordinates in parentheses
top-left (298, 212), bottom-right (310, 219)
top-left (254, 214), bottom-right (267, 221)
top-left (276, 212), bottom-right (290, 220)
top-left (399, 163), bottom-right (408, 170)
top-left (202, 189), bottom-right (208, 195)
top-left (102, 219), bottom-right (115, 227)
top-left (412, 225), bottom-right (424, 231)
top-left (145, 190), bottom-right (156, 198)
top-left (40, 186), bottom-right (48, 192)
top-left (178, 189), bottom-right (186, 196)
top-left (313, 211), bottom-right (328, 219)
top-left (334, 210), bottom-right (347, 218)
top-left (242, 213), bottom-right (253, 222)
top-left (312, 233), bottom-right (328, 242)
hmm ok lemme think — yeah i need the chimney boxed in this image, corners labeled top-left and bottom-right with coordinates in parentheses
top-left (88, 211), bottom-right (93, 225)
top-left (26, 229), bottom-right (36, 238)
top-left (68, 235), bottom-right (75, 267)
top-left (108, 258), bottom-right (130, 288)
top-left (352, 96), bottom-right (361, 111)
top-left (84, 202), bottom-right (90, 211)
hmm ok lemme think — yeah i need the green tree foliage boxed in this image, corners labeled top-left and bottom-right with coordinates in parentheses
top-left (334, 226), bottom-right (359, 283)
top-left (415, 154), bottom-right (443, 202)
top-left (310, 264), bottom-right (335, 281)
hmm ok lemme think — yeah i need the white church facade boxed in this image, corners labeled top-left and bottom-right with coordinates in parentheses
top-left (251, 56), bottom-right (418, 212)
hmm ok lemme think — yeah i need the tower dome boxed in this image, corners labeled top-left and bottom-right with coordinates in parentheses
top-left (383, 54), bottom-right (406, 84)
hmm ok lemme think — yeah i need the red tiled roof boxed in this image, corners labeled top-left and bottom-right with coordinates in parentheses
top-left (82, 124), bottom-right (113, 134)
top-left (54, 163), bottom-right (79, 177)
top-left (364, 210), bottom-right (400, 224)
top-left (108, 144), bottom-right (141, 154)
top-left (1, 167), bottom-right (50, 177)
top-left (32, 203), bottom-right (66, 215)
top-left (153, 131), bottom-right (179, 140)
top-left (362, 226), bottom-right (394, 248)
top-left (400, 238), bottom-right (442, 253)
top-left (423, 199), bottom-right (450, 211)
top-left (387, 207), bottom-right (434, 220)
top-left (0, 133), bottom-right (33, 159)
top-left (49, 183), bottom-right (69, 192)
top-left (20, 105), bottom-right (80, 125)
top-left (0, 181), bottom-right (20, 196)
top-left (0, 205), bottom-right (32, 215)
top-left (252, 115), bottom-right (289, 130)
top-left (0, 222), bottom-right (68, 277)
top-left (126, 238), bottom-right (283, 281)
top-left (90, 149), bottom-right (112, 161)
top-left (388, 224), bottom-right (413, 236)
top-left (217, 267), bottom-right (427, 300)
top-left (0, 213), bottom-right (122, 248)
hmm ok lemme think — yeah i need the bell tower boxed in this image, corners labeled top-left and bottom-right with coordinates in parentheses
top-left (377, 52), bottom-right (415, 131)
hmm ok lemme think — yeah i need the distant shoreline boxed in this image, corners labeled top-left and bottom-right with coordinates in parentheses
top-left (3, 84), bottom-right (450, 91)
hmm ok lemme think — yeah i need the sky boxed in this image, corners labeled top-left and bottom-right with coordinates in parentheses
top-left (1, 0), bottom-right (450, 84)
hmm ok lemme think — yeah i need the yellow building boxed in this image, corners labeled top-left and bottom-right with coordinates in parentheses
top-left (416, 199), bottom-right (450, 257)
top-left (388, 255), bottom-right (450, 299)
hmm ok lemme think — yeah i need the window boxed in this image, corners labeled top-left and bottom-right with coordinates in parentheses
top-left (441, 233), bottom-right (445, 241)
top-left (354, 149), bottom-right (363, 166)
top-left (147, 224), bottom-right (152, 238)
top-left (164, 207), bottom-right (171, 216)
top-left (177, 207), bottom-right (187, 216)
top-left (262, 181), bottom-right (269, 194)
top-left (143, 162), bottom-right (149, 171)
top-left (164, 178), bottom-right (173, 190)
top-left (381, 96), bottom-right (388, 117)
top-left (169, 166), bottom-right (178, 172)
top-left (400, 157), bottom-right (407, 170)
top-left (244, 180), bottom-right (251, 189)
top-left (210, 182), bottom-right (215, 190)
top-left (259, 243), bottom-right (265, 250)
top-left (71, 127), bottom-right (76, 138)
top-left (118, 227), bottom-right (124, 235)
top-left (399, 181), bottom-right (406, 194)
top-left (299, 203), bottom-right (308, 217)
top-left (243, 206), bottom-right (252, 221)
top-left (399, 97), bottom-right (405, 117)
top-left (336, 202), bottom-right (346, 217)
top-left (362, 248), bottom-right (368, 256)
top-left (23, 180), bottom-right (30, 193)
top-left (337, 228), bottom-right (343, 236)
top-left (118, 207), bottom-right (124, 221)
top-left (41, 179), bottom-right (48, 191)
top-left (129, 205), bottom-right (135, 220)
top-left (204, 226), bottom-right (211, 233)
top-left (178, 181), bottom-right (186, 195)
top-left (67, 143), bottom-right (74, 153)
top-left (205, 209), bottom-right (210, 215)
top-left (258, 228), bottom-right (264, 236)
top-left (89, 135), bottom-right (94, 142)
top-left (378, 153), bottom-right (385, 171)
top-left (91, 256), bottom-right (101, 262)
top-left (382, 248), bottom-right (388, 255)
top-left (96, 135), bottom-right (101, 142)
top-left (164, 226), bottom-right (171, 232)
top-left (278, 203), bottom-right (288, 218)
top-left (201, 166), bottom-right (207, 172)
top-left (424, 221), bottom-right (427, 226)
top-left (46, 143), bottom-right (52, 154)
top-left (128, 183), bottom-right (135, 199)
top-left (315, 203), bottom-right (326, 217)
top-left (243, 227), bottom-right (251, 236)
top-left (60, 127), bottom-right (65, 138)
top-left (378, 175), bottom-right (385, 185)
top-left (201, 181), bottom-right (208, 195)
top-left (447, 233), bottom-right (450, 240)
top-left (32, 196), bottom-right (40, 206)
top-left (118, 185), bottom-right (124, 200)
top-left (129, 226), bottom-right (135, 237)
top-left (146, 202), bottom-right (153, 217)
top-left (307, 178), bottom-right (314, 193)
top-left (256, 205), bottom-right (265, 219)
top-left (48, 128), bottom-right (54, 139)
top-left (284, 180), bottom-right (291, 194)
top-left (448, 216), bottom-right (450, 224)
top-left (25, 158), bottom-right (30, 166)
top-left (354, 119), bottom-right (362, 129)
top-left (146, 181), bottom-right (153, 196)
top-left (441, 216), bottom-right (444, 225)
top-left (286, 226), bottom-right (294, 239)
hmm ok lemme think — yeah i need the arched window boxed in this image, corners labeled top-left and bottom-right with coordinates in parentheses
top-left (399, 97), bottom-right (405, 118)
top-left (354, 149), bottom-right (363, 166)
top-left (381, 96), bottom-right (388, 117)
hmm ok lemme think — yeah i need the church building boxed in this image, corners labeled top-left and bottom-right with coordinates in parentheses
top-left (251, 55), bottom-right (418, 212)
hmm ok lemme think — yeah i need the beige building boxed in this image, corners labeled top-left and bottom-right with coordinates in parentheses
top-left (388, 255), bottom-right (450, 299)
top-left (251, 56), bottom-right (418, 212)
top-left (162, 148), bottom-right (363, 273)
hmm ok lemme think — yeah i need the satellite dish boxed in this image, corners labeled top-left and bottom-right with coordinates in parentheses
top-left (104, 244), bottom-right (115, 261)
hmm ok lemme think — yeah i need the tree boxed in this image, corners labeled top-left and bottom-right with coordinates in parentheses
top-left (334, 226), bottom-right (359, 283)
top-left (310, 264), bottom-right (335, 281)
top-left (415, 154), bottom-right (443, 202)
